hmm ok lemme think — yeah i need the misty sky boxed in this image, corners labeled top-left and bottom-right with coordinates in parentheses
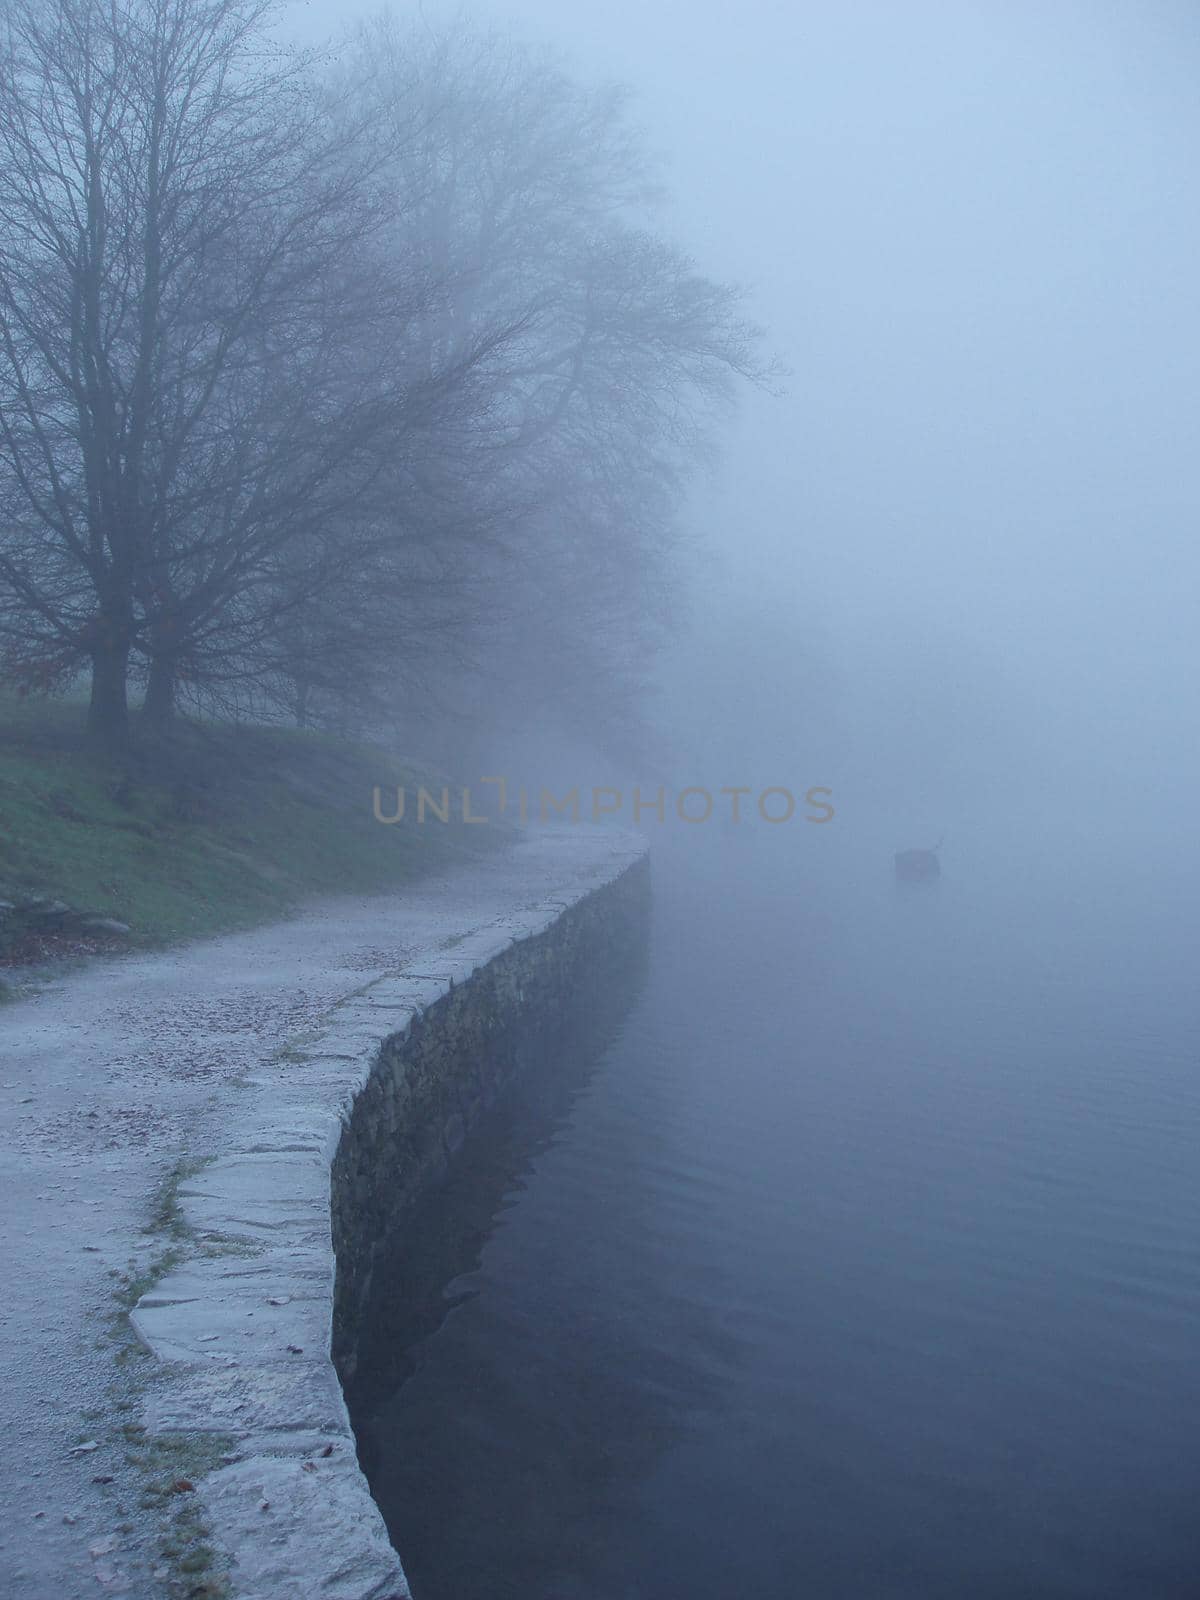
top-left (286, 0), bottom-right (1199, 812)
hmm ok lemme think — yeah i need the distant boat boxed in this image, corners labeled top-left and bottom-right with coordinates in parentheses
top-left (894, 836), bottom-right (943, 883)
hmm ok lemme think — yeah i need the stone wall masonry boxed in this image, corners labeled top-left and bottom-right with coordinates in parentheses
top-left (129, 831), bottom-right (648, 1600)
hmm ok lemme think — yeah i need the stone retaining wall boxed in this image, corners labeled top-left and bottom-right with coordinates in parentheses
top-left (130, 835), bottom-right (648, 1599)
top-left (332, 855), bottom-right (651, 1389)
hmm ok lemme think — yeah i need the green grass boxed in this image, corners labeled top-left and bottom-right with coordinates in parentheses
top-left (0, 694), bottom-right (508, 949)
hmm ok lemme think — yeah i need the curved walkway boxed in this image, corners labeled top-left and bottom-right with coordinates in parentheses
top-left (0, 826), bottom-right (641, 1598)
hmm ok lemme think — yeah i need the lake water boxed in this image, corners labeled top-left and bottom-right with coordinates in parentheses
top-left (351, 812), bottom-right (1200, 1599)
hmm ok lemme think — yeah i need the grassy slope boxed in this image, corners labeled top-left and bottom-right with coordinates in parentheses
top-left (0, 695), bottom-right (504, 948)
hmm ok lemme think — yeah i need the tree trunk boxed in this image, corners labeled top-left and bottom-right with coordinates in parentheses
top-left (143, 655), bottom-right (176, 729)
top-left (87, 637), bottom-right (131, 751)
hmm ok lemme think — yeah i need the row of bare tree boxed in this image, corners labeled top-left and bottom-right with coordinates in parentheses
top-left (0, 0), bottom-right (774, 754)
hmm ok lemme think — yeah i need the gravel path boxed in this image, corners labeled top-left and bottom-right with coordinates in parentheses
top-left (0, 826), bottom-right (637, 1598)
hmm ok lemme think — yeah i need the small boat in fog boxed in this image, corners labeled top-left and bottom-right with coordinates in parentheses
top-left (894, 838), bottom-right (942, 883)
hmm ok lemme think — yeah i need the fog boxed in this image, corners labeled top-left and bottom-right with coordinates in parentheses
top-left (4, 2), bottom-right (1199, 1595)
top-left (275, 0), bottom-right (1200, 841)
top-left (328, 12), bottom-right (1200, 1590)
top-left (551, 0), bottom-right (1200, 831)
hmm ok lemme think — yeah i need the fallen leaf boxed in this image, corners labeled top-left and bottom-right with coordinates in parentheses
top-left (319, 1444), bottom-right (334, 1458)
top-left (70, 1441), bottom-right (101, 1456)
top-left (91, 1475), bottom-right (115, 1485)
top-left (169, 1479), bottom-right (194, 1494)
top-left (286, 1344), bottom-right (303, 1354)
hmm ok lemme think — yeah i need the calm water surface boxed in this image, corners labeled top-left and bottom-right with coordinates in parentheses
top-left (353, 815), bottom-right (1200, 1599)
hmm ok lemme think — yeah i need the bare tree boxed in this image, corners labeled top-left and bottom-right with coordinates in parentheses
top-left (0, 1), bottom-right (777, 760)
top-left (340, 13), bottom-right (781, 758)
top-left (0, 0), bottom-right (408, 746)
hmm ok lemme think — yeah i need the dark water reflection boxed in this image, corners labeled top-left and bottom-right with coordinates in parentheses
top-left (352, 815), bottom-right (1200, 1599)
